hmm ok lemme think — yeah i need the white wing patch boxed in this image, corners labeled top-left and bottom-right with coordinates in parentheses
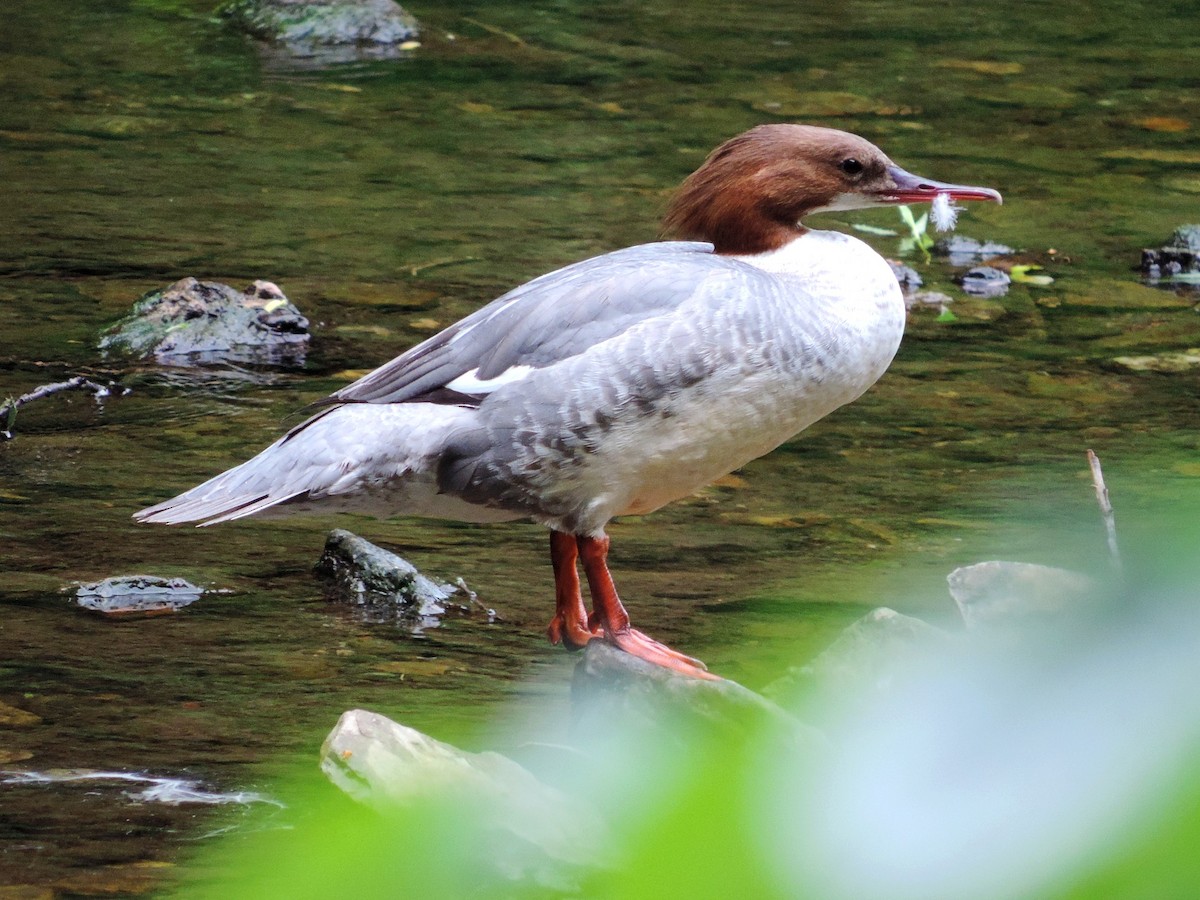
top-left (446, 365), bottom-right (535, 395)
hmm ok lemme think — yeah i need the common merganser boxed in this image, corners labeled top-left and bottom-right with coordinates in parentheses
top-left (135, 124), bottom-right (1000, 680)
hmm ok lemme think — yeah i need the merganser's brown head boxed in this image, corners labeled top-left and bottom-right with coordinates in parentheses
top-left (663, 124), bottom-right (1001, 256)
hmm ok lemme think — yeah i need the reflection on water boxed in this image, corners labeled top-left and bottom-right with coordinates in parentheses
top-left (1, 769), bottom-right (281, 807)
top-left (3, 0), bottom-right (1200, 892)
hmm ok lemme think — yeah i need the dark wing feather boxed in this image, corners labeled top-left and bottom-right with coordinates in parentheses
top-left (326, 241), bottom-right (719, 406)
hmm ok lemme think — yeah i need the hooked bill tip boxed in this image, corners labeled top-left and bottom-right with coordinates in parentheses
top-left (884, 164), bottom-right (1002, 205)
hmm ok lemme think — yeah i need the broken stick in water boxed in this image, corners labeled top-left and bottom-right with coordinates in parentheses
top-left (1, 376), bottom-right (125, 441)
top-left (1086, 449), bottom-right (1122, 576)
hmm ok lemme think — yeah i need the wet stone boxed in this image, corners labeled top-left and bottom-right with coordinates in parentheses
top-left (1165, 225), bottom-right (1200, 251)
top-left (74, 576), bottom-right (204, 615)
top-left (0, 885), bottom-right (55, 900)
top-left (1109, 349), bottom-right (1200, 373)
top-left (570, 641), bottom-right (815, 750)
top-left (904, 290), bottom-right (954, 312)
top-left (956, 265), bottom-right (1011, 297)
top-left (1054, 281), bottom-right (1192, 310)
top-left (1140, 224), bottom-right (1200, 282)
top-left (1164, 177), bottom-right (1200, 195)
top-left (932, 235), bottom-right (1016, 266)
top-left (314, 529), bottom-right (483, 629)
top-left (888, 260), bottom-right (923, 293)
top-left (968, 83), bottom-right (1078, 109)
top-left (0, 700), bottom-right (43, 728)
top-left (220, 0), bottom-right (420, 62)
top-left (99, 277), bottom-right (309, 367)
top-left (321, 709), bottom-right (607, 882)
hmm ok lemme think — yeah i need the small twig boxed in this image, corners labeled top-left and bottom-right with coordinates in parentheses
top-left (462, 17), bottom-right (527, 45)
top-left (1, 377), bottom-right (126, 442)
top-left (1087, 449), bottom-right (1122, 576)
top-left (409, 256), bottom-right (480, 277)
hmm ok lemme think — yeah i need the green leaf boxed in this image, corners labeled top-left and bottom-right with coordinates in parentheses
top-left (1010, 265), bottom-right (1055, 285)
top-left (852, 224), bottom-right (900, 236)
top-left (896, 205), bottom-right (934, 253)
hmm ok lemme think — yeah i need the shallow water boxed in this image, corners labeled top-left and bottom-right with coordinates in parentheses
top-left (3, 0), bottom-right (1200, 892)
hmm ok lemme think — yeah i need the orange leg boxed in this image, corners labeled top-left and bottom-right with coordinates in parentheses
top-left (546, 531), bottom-right (599, 649)
top-left (576, 533), bottom-right (718, 681)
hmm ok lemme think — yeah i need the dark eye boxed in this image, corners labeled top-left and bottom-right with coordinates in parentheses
top-left (840, 157), bottom-right (864, 176)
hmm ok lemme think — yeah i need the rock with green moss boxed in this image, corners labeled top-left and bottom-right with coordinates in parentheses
top-left (99, 277), bottom-right (309, 366)
top-left (219, 0), bottom-right (419, 53)
top-left (314, 529), bottom-right (470, 631)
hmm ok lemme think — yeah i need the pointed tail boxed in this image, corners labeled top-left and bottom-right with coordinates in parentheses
top-left (134, 404), bottom-right (472, 526)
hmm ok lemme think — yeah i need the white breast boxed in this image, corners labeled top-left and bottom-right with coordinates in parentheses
top-left (546, 230), bottom-right (906, 529)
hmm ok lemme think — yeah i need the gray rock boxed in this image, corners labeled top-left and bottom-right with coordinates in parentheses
top-left (1169, 224), bottom-right (1200, 252)
top-left (948, 561), bottom-right (1096, 628)
top-left (571, 641), bottom-right (818, 749)
top-left (320, 709), bottom-right (609, 883)
top-left (1166, 224), bottom-right (1200, 252)
top-left (956, 264), bottom-right (1011, 297)
top-left (932, 235), bottom-right (1016, 266)
top-left (888, 260), bottom-right (923, 292)
top-left (74, 575), bottom-right (204, 615)
top-left (904, 290), bottom-right (955, 312)
top-left (220, 0), bottom-right (419, 62)
top-left (1140, 224), bottom-right (1200, 281)
top-left (99, 278), bottom-right (308, 367)
top-left (314, 529), bottom-right (485, 630)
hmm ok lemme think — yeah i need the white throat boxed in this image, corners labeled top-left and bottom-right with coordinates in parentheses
top-left (732, 228), bottom-right (888, 280)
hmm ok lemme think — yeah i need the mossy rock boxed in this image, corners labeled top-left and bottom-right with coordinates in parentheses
top-left (99, 277), bottom-right (309, 366)
top-left (219, 0), bottom-right (419, 46)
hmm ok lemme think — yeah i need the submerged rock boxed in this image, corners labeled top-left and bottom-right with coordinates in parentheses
top-left (321, 709), bottom-right (608, 883)
top-left (314, 529), bottom-right (486, 630)
top-left (99, 278), bottom-right (308, 367)
top-left (0, 700), bottom-right (42, 727)
top-left (1109, 349), bottom-right (1200, 373)
top-left (932, 235), bottom-right (1015, 267)
top-left (74, 575), bottom-right (204, 615)
top-left (220, 0), bottom-right (420, 62)
top-left (904, 290), bottom-right (955, 314)
top-left (1140, 224), bottom-right (1200, 282)
top-left (737, 84), bottom-right (918, 118)
top-left (956, 265), bottom-right (1011, 297)
top-left (948, 561), bottom-right (1096, 627)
